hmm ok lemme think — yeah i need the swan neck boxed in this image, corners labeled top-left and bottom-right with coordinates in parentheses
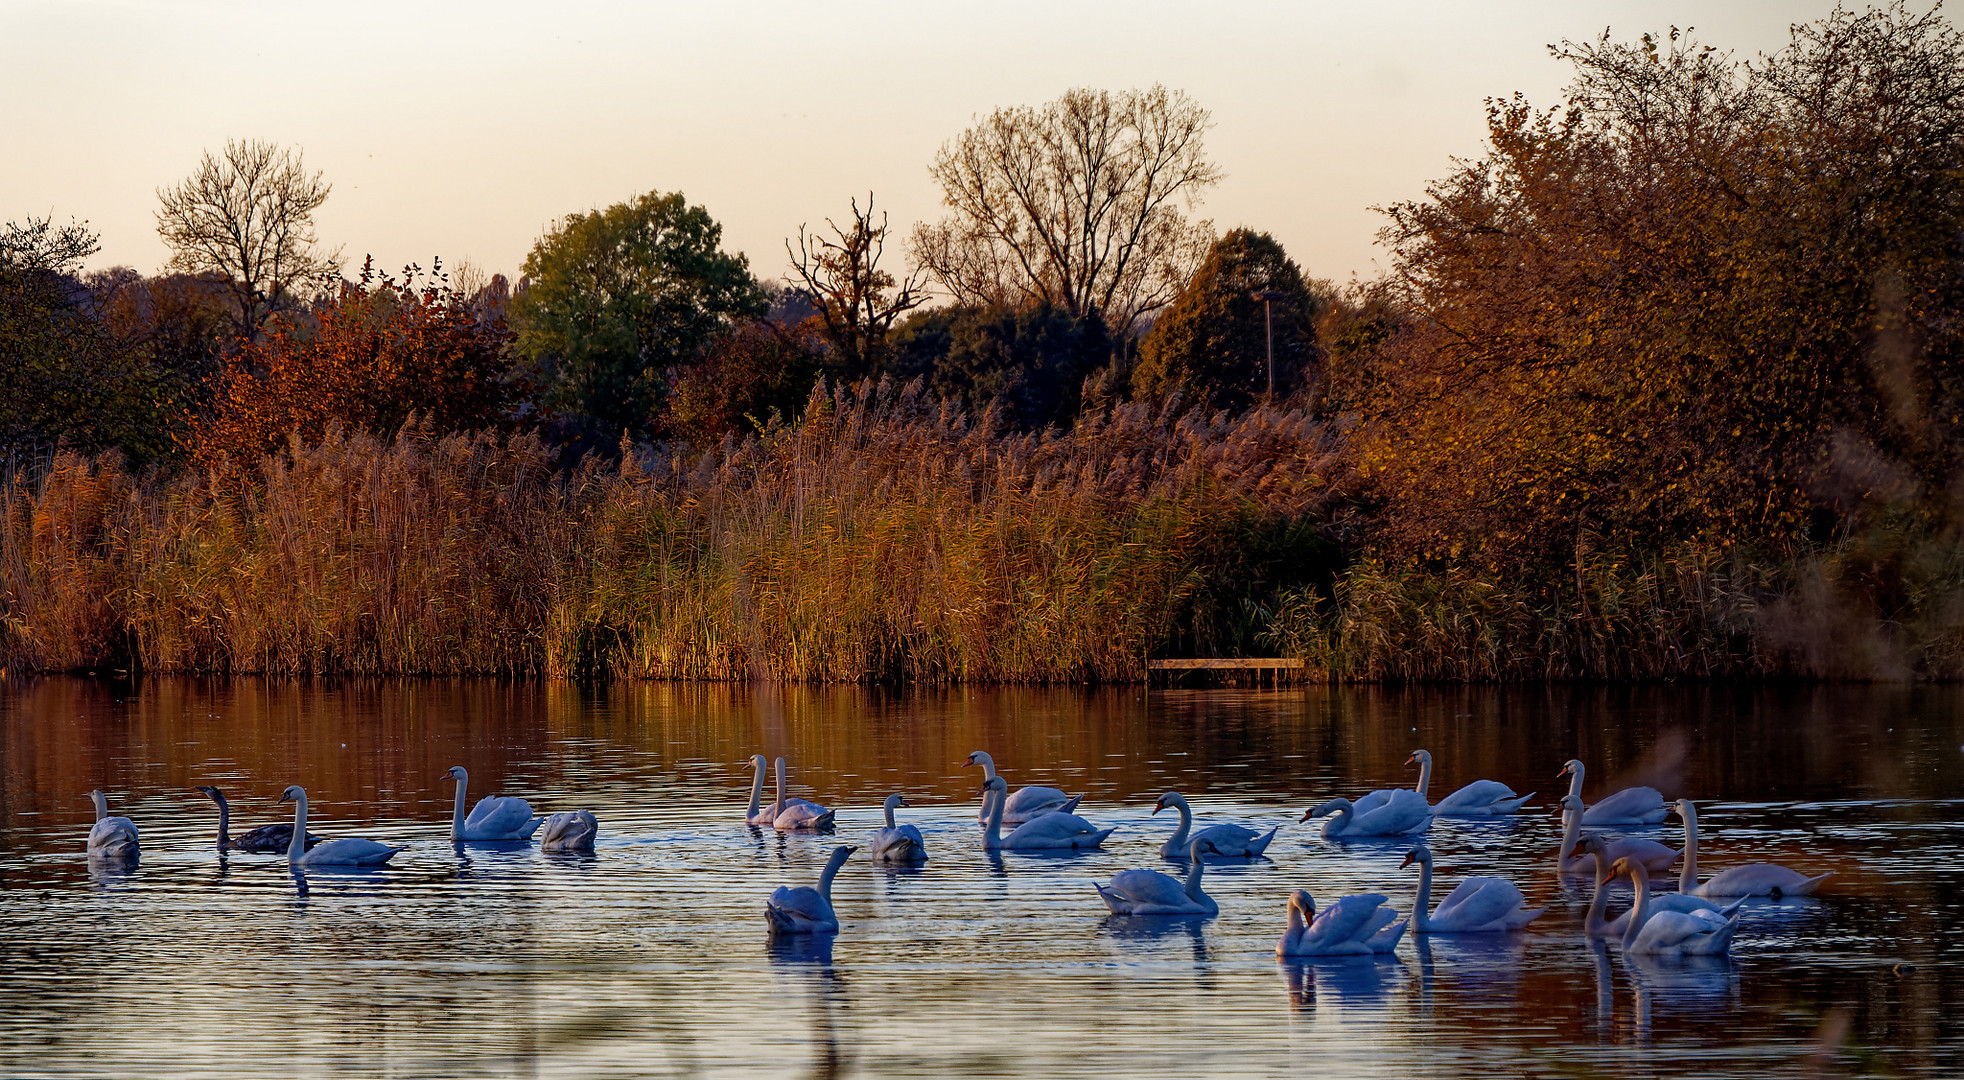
top-left (817, 847), bottom-right (850, 900)
top-left (747, 760), bottom-right (764, 817)
top-left (450, 770), bottom-right (468, 839)
top-left (90, 790), bottom-right (107, 822)
top-left (1416, 857), bottom-right (1434, 928)
top-left (1184, 840), bottom-right (1207, 899)
top-left (1416, 756), bottom-right (1432, 797)
top-left (774, 759), bottom-right (787, 815)
top-left (984, 782), bottom-right (1004, 846)
top-left (1678, 805), bottom-right (1699, 892)
top-left (1167, 797), bottom-right (1191, 850)
top-left (215, 795), bottom-right (231, 847)
top-left (884, 800), bottom-right (897, 828)
top-left (1566, 763), bottom-right (1585, 803)
top-left (1559, 804), bottom-right (1580, 865)
top-left (1621, 863), bottom-right (1652, 947)
top-left (287, 792), bottom-right (308, 862)
top-left (1584, 852), bottom-right (1611, 934)
top-left (975, 754), bottom-right (998, 783)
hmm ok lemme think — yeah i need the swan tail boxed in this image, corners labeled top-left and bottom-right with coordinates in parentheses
top-left (1247, 827), bottom-right (1280, 856)
top-left (522, 817), bottom-right (544, 839)
top-left (1057, 794), bottom-right (1084, 815)
top-left (1083, 828), bottom-right (1115, 848)
top-left (1717, 896), bottom-right (1749, 916)
top-left (1496, 792), bottom-right (1536, 814)
top-left (1507, 905), bottom-right (1548, 929)
top-left (1777, 872), bottom-right (1833, 898)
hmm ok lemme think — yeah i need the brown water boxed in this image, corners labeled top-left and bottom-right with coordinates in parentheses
top-left (0, 678), bottom-right (1958, 1078)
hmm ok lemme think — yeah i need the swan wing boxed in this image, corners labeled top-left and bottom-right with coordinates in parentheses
top-left (766, 886), bottom-right (837, 933)
top-left (299, 838), bottom-right (403, 866)
top-left (773, 802), bottom-right (836, 830)
top-left (1004, 786), bottom-right (1070, 817)
top-left (1430, 876), bottom-right (1528, 932)
top-left (1188, 822), bottom-right (1267, 857)
top-left (1581, 786), bottom-right (1667, 825)
top-left (1367, 914), bottom-right (1409, 953)
top-left (1007, 811), bottom-right (1101, 843)
top-left (1629, 909), bottom-right (1733, 954)
top-left (540, 810), bottom-right (597, 851)
top-left (870, 825), bottom-right (927, 862)
top-left (1350, 789), bottom-right (1432, 835)
top-left (465, 795), bottom-right (539, 838)
top-left (233, 823), bottom-right (325, 853)
top-left (1432, 779), bottom-right (1523, 816)
top-left (88, 817), bottom-right (140, 858)
top-left (1350, 788), bottom-right (1393, 817)
top-left (1098, 868), bottom-right (1190, 910)
top-left (1605, 837), bottom-right (1681, 872)
top-left (1302, 893), bottom-right (1391, 948)
top-left (1697, 863), bottom-right (1831, 897)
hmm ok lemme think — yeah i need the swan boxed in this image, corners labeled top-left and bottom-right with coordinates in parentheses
top-left (1576, 835), bottom-right (1743, 936)
top-left (195, 785), bottom-right (322, 853)
top-left (870, 794), bottom-right (928, 863)
top-left (1674, 799), bottom-right (1831, 898)
top-left (767, 845), bottom-right (856, 935)
top-left (86, 789), bottom-right (139, 862)
top-left (770, 757), bottom-right (836, 831)
top-left (1154, 790), bottom-right (1278, 859)
top-left (743, 754), bottom-right (780, 826)
top-left (1603, 855), bottom-right (1738, 955)
top-left (981, 776), bottom-right (1113, 850)
top-left (277, 786), bottom-right (403, 867)
top-left (1558, 759), bottom-right (1668, 826)
top-left (442, 766), bottom-right (543, 841)
top-left (1096, 837), bottom-right (1220, 915)
top-left (1277, 889), bottom-right (1407, 956)
top-left (963, 751), bottom-right (1080, 825)
top-left (540, 809), bottom-right (598, 853)
top-left (1407, 750), bottom-right (1534, 816)
top-left (1302, 790), bottom-right (1431, 838)
top-left (1401, 844), bottom-right (1545, 932)
top-left (1557, 794), bottom-right (1680, 875)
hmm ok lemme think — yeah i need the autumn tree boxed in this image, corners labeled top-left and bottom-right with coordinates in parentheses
top-left (155, 139), bottom-right (341, 340)
top-left (664, 319), bottom-right (828, 449)
top-left (786, 193), bottom-right (927, 378)
top-left (196, 259), bottom-right (517, 463)
top-left (910, 85), bottom-right (1220, 339)
top-left (1362, 4), bottom-right (1964, 564)
top-left (510, 191), bottom-right (766, 439)
top-left (1132, 228), bottom-right (1319, 409)
top-left (888, 303), bottom-right (1112, 430)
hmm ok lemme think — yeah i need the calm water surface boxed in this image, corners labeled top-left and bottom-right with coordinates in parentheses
top-left (0, 678), bottom-right (1959, 1078)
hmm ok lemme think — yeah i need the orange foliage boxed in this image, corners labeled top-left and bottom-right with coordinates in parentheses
top-left (194, 259), bottom-right (517, 463)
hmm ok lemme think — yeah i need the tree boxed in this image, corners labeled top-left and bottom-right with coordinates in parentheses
top-left (888, 303), bottom-right (1111, 430)
top-left (510, 191), bottom-right (766, 439)
top-left (0, 217), bottom-right (176, 465)
top-left (1363, 4), bottom-right (1964, 564)
top-left (195, 259), bottom-right (518, 463)
top-left (664, 319), bottom-right (827, 449)
top-left (786, 192), bottom-right (928, 379)
top-left (1132, 228), bottom-right (1319, 409)
top-left (155, 139), bottom-right (340, 340)
top-left (910, 85), bottom-right (1221, 339)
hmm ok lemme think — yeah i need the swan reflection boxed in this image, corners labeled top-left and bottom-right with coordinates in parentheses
top-left (767, 937), bottom-right (848, 1080)
top-left (1280, 955), bottom-right (1405, 1014)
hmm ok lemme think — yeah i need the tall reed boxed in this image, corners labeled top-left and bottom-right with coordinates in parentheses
top-left (1, 380), bottom-right (1340, 681)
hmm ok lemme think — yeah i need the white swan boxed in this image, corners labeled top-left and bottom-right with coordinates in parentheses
top-left (1557, 794), bottom-right (1680, 875)
top-left (870, 794), bottom-right (928, 863)
top-left (963, 751), bottom-right (1080, 825)
top-left (981, 776), bottom-right (1113, 850)
top-left (1402, 844), bottom-right (1545, 932)
top-left (1154, 791), bottom-right (1278, 859)
top-left (767, 844), bottom-right (855, 935)
top-left (1604, 855), bottom-right (1739, 955)
top-left (86, 789), bottom-right (139, 862)
top-left (540, 809), bottom-right (598, 853)
top-left (1674, 799), bottom-right (1831, 898)
top-left (195, 785), bottom-right (322, 853)
top-left (770, 757), bottom-right (836, 831)
top-left (1277, 889), bottom-right (1407, 956)
top-left (1576, 835), bottom-right (1743, 936)
top-left (1558, 759), bottom-right (1668, 825)
top-left (443, 766), bottom-right (543, 841)
top-left (277, 786), bottom-right (404, 867)
top-left (1407, 750), bottom-right (1534, 816)
top-left (1302, 790), bottom-right (1431, 838)
top-left (743, 754), bottom-right (779, 826)
top-left (1096, 836), bottom-right (1220, 915)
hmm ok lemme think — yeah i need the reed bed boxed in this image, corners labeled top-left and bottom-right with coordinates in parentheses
top-left (0, 380), bottom-right (1340, 681)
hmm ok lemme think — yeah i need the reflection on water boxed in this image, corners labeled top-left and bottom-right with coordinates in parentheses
top-left (1, 678), bottom-right (1962, 1077)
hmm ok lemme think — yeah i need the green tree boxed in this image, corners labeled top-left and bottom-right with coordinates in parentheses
top-left (511, 191), bottom-right (766, 439)
top-left (888, 303), bottom-right (1111, 430)
top-left (1132, 228), bottom-right (1319, 409)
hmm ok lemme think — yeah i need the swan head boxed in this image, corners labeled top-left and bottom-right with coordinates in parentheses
top-left (1555, 793), bottom-right (1584, 816)
top-left (748, 754), bottom-right (766, 769)
top-left (1672, 798), bottom-right (1695, 819)
top-left (1575, 833), bottom-right (1606, 855)
top-left (1405, 749), bottom-right (1431, 767)
top-left (1603, 856), bottom-right (1636, 885)
top-left (962, 751), bottom-right (991, 769)
top-left (277, 785), bottom-right (305, 803)
top-left (442, 765), bottom-right (467, 782)
top-left (1301, 798), bottom-right (1349, 823)
top-left (1558, 759), bottom-right (1583, 779)
top-left (1399, 845), bottom-right (1433, 870)
top-left (1290, 889), bottom-right (1315, 917)
top-left (193, 785), bottom-right (226, 807)
top-left (1152, 791), bottom-right (1183, 815)
top-left (883, 793), bottom-right (909, 810)
top-left (980, 776), bottom-right (1008, 795)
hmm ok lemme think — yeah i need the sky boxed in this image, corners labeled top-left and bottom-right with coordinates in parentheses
top-left (4, 0), bottom-right (1843, 292)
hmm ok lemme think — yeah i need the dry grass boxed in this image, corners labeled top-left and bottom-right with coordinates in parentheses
top-left (1, 380), bottom-right (1340, 681)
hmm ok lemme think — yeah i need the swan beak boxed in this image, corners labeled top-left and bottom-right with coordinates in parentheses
top-left (1151, 803), bottom-right (1164, 816)
top-left (278, 792), bottom-right (293, 803)
top-left (1298, 808), bottom-right (1316, 823)
top-left (1399, 853), bottom-right (1416, 869)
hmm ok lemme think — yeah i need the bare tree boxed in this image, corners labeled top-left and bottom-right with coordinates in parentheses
top-left (156, 138), bottom-right (341, 338)
top-left (910, 85), bottom-right (1221, 337)
top-left (786, 192), bottom-right (928, 375)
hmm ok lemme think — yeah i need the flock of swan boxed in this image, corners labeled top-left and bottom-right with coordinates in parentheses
top-left (81, 748), bottom-right (1832, 959)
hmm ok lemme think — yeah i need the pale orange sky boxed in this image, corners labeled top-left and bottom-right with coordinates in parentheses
top-left (4, 0), bottom-right (1839, 290)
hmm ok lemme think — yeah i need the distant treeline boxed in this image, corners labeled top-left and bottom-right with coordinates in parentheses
top-left (7, 3), bottom-right (1964, 681)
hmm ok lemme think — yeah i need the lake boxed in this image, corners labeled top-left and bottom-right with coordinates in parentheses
top-left (0, 678), bottom-right (1959, 1078)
